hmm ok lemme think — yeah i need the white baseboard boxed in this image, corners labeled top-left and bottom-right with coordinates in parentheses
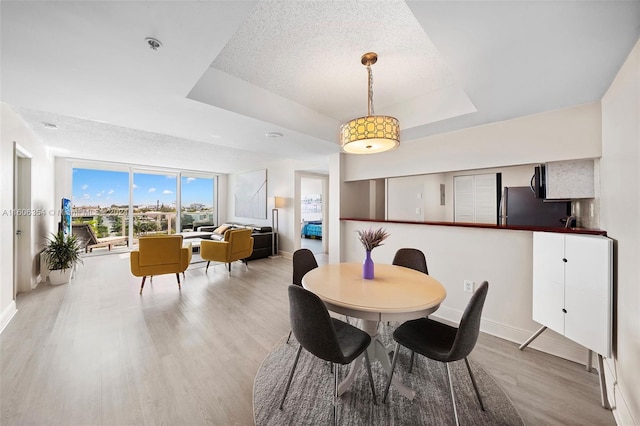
top-left (0, 301), bottom-right (17, 335)
top-left (278, 251), bottom-right (293, 259)
top-left (432, 305), bottom-right (586, 364)
top-left (604, 358), bottom-right (636, 426)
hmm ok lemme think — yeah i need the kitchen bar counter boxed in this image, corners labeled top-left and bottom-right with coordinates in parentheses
top-left (341, 218), bottom-right (607, 236)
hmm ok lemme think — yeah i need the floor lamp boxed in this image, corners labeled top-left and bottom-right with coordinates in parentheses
top-left (270, 196), bottom-right (283, 258)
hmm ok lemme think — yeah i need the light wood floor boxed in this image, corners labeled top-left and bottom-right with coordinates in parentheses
top-left (1, 252), bottom-right (615, 425)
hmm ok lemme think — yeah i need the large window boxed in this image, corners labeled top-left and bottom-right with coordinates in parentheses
top-left (180, 174), bottom-right (215, 231)
top-left (71, 168), bottom-right (129, 242)
top-left (132, 171), bottom-right (177, 236)
top-left (71, 164), bottom-right (217, 252)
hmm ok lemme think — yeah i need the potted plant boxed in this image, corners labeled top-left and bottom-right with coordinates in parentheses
top-left (43, 231), bottom-right (83, 285)
top-left (356, 227), bottom-right (389, 279)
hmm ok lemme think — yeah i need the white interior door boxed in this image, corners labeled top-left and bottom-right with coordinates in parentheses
top-left (532, 232), bottom-right (566, 334)
top-left (14, 144), bottom-right (32, 295)
top-left (454, 173), bottom-right (498, 224)
top-left (564, 235), bottom-right (612, 357)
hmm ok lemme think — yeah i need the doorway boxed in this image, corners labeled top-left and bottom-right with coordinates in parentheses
top-left (294, 172), bottom-right (328, 256)
top-left (14, 143), bottom-right (32, 296)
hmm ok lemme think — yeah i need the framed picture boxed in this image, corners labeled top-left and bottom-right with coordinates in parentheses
top-left (234, 169), bottom-right (267, 219)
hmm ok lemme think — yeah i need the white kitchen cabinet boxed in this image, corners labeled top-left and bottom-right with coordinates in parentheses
top-left (524, 231), bottom-right (613, 409)
top-left (532, 232), bottom-right (612, 357)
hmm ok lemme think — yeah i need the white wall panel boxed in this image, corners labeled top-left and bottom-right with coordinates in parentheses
top-left (343, 102), bottom-right (602, 182)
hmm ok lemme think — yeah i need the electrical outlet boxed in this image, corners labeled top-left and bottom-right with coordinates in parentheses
top-left (415, 207), bottom-right (421, 215)
top-left (464, 280), bottom-right (475, 293)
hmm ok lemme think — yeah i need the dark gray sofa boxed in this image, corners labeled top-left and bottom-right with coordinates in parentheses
top-left (198, 224), bottom-right (276, 260)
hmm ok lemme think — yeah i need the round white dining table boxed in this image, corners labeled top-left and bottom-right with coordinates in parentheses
top-left (302, 262), bottom-right (446, 400)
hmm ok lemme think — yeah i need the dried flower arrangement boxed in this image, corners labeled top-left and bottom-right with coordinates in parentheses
top-left (356, 227), bottom-right (389, 251)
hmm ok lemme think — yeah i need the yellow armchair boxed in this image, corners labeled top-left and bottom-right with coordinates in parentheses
top-left (200, 228), bottom-right (254, 276)
top-left (130, 235), bottom-right (192, 294)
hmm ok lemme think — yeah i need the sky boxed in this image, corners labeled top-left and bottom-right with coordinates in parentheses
top-left (72, 168), bottom-right (214, 208)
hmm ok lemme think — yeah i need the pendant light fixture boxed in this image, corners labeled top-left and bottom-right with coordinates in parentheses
top-left (340, 52), bottom-right (400, 154)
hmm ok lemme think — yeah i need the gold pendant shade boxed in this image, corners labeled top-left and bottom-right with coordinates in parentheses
top-left (340, 52), bottom-right (400, 154)
top-left (340, 115), bottom-right (400, 154)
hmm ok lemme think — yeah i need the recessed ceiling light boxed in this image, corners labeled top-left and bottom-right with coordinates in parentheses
top-left (42, 122), bottom-right (58, 129)
top-left (145, 37), bottom-right (162, 50)
top-left (266, 132), bottom-right (283, 138)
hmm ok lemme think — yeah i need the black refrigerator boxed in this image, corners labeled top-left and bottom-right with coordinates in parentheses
top-left (502, 186), bottom-right (571, 227)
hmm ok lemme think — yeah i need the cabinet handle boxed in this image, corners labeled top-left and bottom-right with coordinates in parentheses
top-left (562, 258), bottom-right (567, 262)
top-left (562, 308), bottom-right (567, 313)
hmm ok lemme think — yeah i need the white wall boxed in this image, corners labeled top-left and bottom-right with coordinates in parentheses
top-left (343, 102), bottom-right (602, 181)
top-left (340, 179), bottom-right (371, 218)
top-left (446, 164), bottom-right (534, 190)
top-left (422, 174), bottom-right (446, 221)
top-left (301, 176), bottom-right (322, 196)
top-left (1, 103), bottom-right (56, 331)
top-left (0, 106), bottom-right (15, 330)
top-left (53, 157), bottom-right (73, 208)
top-left (387, 175), bottom-right (429, 221)
top-left (328, 153), bottom-right (341, 264)
top-left (600, 39), bottom-right (640, 426)
top-left (226, 158), bottom-right (326, 256)
top-left (217, 174), bottom-right (228, 225)
top-left (388, 164), bottom-right (543, 222)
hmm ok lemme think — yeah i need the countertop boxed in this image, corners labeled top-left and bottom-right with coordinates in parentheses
top-left (340, 218), bottom-right (607, 236)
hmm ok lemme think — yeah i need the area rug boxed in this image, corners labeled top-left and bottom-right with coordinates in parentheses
top-left (254, 325), bottom-right (523, 425)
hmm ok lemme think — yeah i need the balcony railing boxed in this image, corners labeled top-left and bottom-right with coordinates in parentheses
top-left (72, 207), bottom-right (214, 249)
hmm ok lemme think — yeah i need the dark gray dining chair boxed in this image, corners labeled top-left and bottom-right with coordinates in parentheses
top-left (286, 249), bottom-right (318, 343)
top-left (383, 281), bottom-right (489, 426)
top-left (392, 248), bottom-right (429, 274)
top-left (389, 248), bottom-right (430, 354)
top-left (292, 248), bottom-right (318, 286)
top-left (280, 285), bottom-right (377, 425)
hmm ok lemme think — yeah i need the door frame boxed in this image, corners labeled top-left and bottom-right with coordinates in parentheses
top-left (294, 171), bottom-right (329, 254)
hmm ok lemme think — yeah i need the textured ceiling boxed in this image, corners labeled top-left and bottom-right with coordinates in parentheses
top-left (1, 1), bottom-right (639, 173)
top-left (12, 107), bottom-right (288, 175)
top-left (209, 0), bottom-right (466, 123)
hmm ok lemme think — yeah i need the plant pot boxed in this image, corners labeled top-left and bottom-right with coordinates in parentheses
top-left (49, 268), bottom-right (72, 285)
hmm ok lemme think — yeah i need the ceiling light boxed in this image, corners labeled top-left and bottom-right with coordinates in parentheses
top-left (340, 52), bottom-right (399, 154)
top-left (42, 122), bottom-right (58, 129)
top-left (266, 132), bottom-right (283, 138)
top-left (145, 37), bottom-right (162, 50)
